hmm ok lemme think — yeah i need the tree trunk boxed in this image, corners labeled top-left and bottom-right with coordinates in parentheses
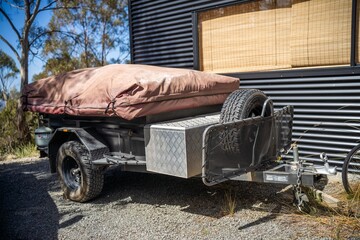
top-left (101, 20), bottom-right (106, 66)
top-left (0, 78), bottom-right (8, 101)
top-left (2, 90), bottom-right (8, 102)
top-left (1, 91), bottom-right (8, 101)
top-left (17, 44), bottom-right (30, 142)
top-left (84, 32), bottom-right (89, 67)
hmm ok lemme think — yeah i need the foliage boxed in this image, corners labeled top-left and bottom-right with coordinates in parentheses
top-left (221, 190), bottom-right (237, 216)
top-left (0, 97), bottom-right (38, 160)
top-left (0, 0), bottom-right (66, 141)
top-left (33, 52), bottom-right (80, 80)
top-left (35, 0), bottom-right (129, 80)
top-left (13, 142), bottom-right (38, 159)
top-left (298, 184), bottom-right (359, 239)
top-left (0, 50), bottom-right (19, 100)
top-left (0, 0), bottom-right (129, 158)
top-left (0, 0), bottom-right (65, 88)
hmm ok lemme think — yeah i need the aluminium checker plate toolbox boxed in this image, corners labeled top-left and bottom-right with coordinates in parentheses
top-left (144, 113), bottom-right (220, 178)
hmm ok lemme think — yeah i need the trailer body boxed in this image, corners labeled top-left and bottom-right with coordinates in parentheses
top-left (28, 65), bottom-right (323, 203)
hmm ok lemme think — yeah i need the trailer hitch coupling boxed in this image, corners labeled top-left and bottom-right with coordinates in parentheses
top-left (314, 152), bottom-right (337, 175)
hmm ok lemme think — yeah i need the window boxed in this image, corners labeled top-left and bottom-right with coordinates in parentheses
top-left (198, 0), bottom-right (353, 73)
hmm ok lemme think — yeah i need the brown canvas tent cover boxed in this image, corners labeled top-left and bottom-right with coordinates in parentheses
top-left (23, 64), bottom-right (239, 120)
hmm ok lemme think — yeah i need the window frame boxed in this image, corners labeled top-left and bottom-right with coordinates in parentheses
top-left (192, 0), bottom-right (360, 79)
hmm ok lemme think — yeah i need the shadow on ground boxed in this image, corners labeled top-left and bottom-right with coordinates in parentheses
top-left (0, 159), bottom-right (61, 240)
top-left (93, 165), bottom-right (295, 220)
top-left (0, 158), bottom-right (301, 238)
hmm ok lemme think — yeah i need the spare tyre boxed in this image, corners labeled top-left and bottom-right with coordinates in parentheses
top-left (219, 89), bottom-right (272, 153)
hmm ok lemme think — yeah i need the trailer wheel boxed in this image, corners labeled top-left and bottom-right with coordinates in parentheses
top-left (219, 89), bottom-right (272, 153)
top-left (57, 141), bottom-right (104, 202)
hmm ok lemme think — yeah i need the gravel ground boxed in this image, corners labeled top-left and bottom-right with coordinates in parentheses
top-left (0, 157), bottom-right (359, 240)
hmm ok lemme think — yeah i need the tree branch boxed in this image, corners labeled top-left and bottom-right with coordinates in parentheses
top-left (37, 0), bottom-right (57, 12)
top-left (0, 34), bottom-right (20, 62)
top-left (28, 47), bottom-right (38, 58)
top-left (25, 0), bottom-right (30, 21)
top-left (37, 2), bottom-right (80, 14)
top-left (28, 0), bottom-right (41, 27)
top-left (0, 8), bottom-right (21, 41)
top-left (29, 29), bottom-right (78, 47)
top-left (37, 6), bottom-right (64, 12)
top-left (0, 77), bottom-right (7, 92)
top-left (29, 30), bottom-right (53, 47)
top-left (120, 52), bottom-right (130, 63)
top-left (41, 0), bottom-right (56, 10)
top-left (30, 52), bottom-right (46, 64)
top-left (4, 0), bottom-right (25, 10)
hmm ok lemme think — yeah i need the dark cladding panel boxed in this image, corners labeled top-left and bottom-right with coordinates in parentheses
top-left (130, 0), bottom-right (240, 67)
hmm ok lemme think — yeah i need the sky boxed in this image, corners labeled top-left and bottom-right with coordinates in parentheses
top-left (0, 1), bottom-right (53, 90)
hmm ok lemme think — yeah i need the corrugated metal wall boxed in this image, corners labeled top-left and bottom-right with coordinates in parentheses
top-left (130, 0), bottom-right (240, 68)
top-left (239, 74), bottom-right (360, 166)
top-left (130, 0), bottom-right (360, 167)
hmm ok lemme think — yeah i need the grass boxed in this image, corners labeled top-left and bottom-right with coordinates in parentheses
top-left (342, 184), bottom-right (360, 219)
top-left (272, 185), bottom-right (359, 239)
top-left (347, 183), bottom-right (360, 201)
top-left (221, 189), bottom-right (237, 216)
top-left (0, 143), bottom-right (38, 161)
top-left (14, 143), bottom-right (38, 159)
top-left (310, 214), bottom-right (359, 239)
top-left (300, 185), bottom-right (360, 239)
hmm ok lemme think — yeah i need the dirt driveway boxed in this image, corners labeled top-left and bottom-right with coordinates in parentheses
top-left (0, 158), bottom-right (358, 240)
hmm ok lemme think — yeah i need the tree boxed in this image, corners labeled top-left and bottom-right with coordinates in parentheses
top-left (0, 0), bottom-right (128, 139)
top-left (0, 0), bottom-right (65, 140)
top-left (41, 0), bottom-right (128, 71)
top-left (33, 52), bottom-right (80, 80)
top-left (0, 50), bottom-right (19, 100)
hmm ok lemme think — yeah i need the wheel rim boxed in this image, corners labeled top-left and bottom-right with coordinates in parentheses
top-left (62, 156), bottom-right (82, 190)
top-left (248, 101), bottom-right (271, 118)
top-left (248, 106), bottom-right (262, 118)
top-left (346, 149), bottom-right (360, 197)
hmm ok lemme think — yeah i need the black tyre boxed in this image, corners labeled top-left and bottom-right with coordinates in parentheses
top-left (219, 89), bottom-right (272, 153)
top-left (342, 144), bottom-right (360, 195)
top-left (57, 141), bottom-right (104, 202)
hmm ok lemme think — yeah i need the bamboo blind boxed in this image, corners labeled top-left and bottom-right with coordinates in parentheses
top-left (199, 0), bottom-right (352, 73)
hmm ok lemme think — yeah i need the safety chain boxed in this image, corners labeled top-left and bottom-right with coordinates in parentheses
top-left (295, 159), bottom-right (304, 211)
top-left (292, 145), bottom-right (309, 213)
